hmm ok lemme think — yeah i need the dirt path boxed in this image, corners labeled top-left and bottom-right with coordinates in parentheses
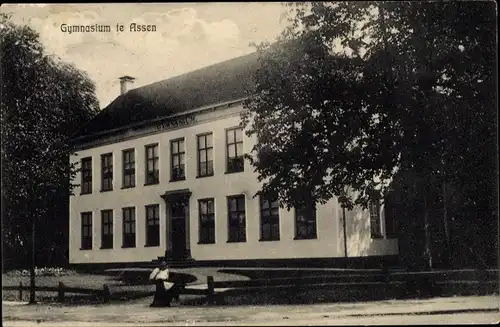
top-left (3, 295), bottom-right (498, 326)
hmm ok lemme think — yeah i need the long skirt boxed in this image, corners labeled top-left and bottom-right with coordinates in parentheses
top-left (150, 281), bottom-right (174, 307)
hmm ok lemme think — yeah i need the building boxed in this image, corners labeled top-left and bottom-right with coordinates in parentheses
top-left (69, 51), bottom-right (398, 268)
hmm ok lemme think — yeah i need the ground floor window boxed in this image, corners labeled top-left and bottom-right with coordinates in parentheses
top-left (199, 198), bottom-right (215, 244)
top-left (145, 204), bottom-right (160, 246)
top-left (370, 200), bottom-right (383, 238)
top-left (122, 207), bottom-right (136, 247)
top-left (81, 212), bottom-right (92, 249)
top-left (101, 210), bottom-right (113, 249)
top-left (260, 196), bottom-right (280, 241)
top-left (384, 198), bottom-right (398, 238)
top-left (227, 195), bottom-right (246, 242)
top-left (295, 206), bottom-right (317, 239)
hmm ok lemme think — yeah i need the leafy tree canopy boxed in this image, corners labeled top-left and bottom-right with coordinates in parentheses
top-left (1, 13), bottom-right (100, 265)
top-left (243, 1), bottom-right (497, 211)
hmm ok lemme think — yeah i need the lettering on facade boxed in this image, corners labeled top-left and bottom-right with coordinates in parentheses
top-left (156, 114), bottom-right (196, 131)
top-left (73, 113), bottom-right (199, 150)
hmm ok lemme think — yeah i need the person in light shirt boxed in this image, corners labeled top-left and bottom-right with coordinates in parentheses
top-left (149, 261), bottom-right (175, 307)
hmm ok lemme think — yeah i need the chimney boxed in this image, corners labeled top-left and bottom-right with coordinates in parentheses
top-left (119, 76), bottom-right (135, 95)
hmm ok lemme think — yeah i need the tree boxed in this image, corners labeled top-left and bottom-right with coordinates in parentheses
top-left (243, 37), bottom-right (370, 210)
top-left (243, 2), bottom-right (497, 268)
top-left (1, 13), bottom-right (100, 277)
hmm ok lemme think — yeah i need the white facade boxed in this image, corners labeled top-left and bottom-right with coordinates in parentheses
top-left (69, 102), bottom-right (398, 265)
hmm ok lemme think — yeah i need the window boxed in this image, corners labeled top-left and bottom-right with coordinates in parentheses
top-left (260, 196), bottom-right (280, 241)
top-left (81, 212), bottom-right (92, 250)
top-left (122, 149), bottom-right (135, 188)
top-left (145, 144), bottom-right (159, 185)
top-left (197, 133), bottom-right (214, 177)
top-left (384, 200), bottom-right (398, 238)
top-left (370, 200), bottom-right (383, 238)
top-left (227, 195), bottom-right (246, 242)
top-left (101, 210), bottom-right (113, 249)
top-left (384, 208), bottom-right (398, 238)
top-left (101, 153), bottom-right (113, 191)
top-left (199, 199), bottom-right (215, 244)
top-left (171, 139), bottom-right (185, 181)
top-left (295, 206), bottom-right (317, 239)
top-left (81, 157), bottom-right (92, 194)
top-left (226, 127), bottom-right (244, 173)
top-left (145, 204), bottom-right (160, 246)
top-left (122, 207), bottom-right (136, 248)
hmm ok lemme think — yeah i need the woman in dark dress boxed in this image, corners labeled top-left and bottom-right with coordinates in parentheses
top-left (149, 261), bottom-right (175, 307)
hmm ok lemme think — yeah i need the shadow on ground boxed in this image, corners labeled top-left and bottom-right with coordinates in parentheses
top-left (107, 270), bottom-right (198, 286)
top-left (178, 285), bottom-right (436, 307)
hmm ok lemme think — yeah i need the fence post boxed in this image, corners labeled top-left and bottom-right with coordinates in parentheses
top-left (58, 282), bottom-right (65, 303)
top-left (206, 276), bottom-right (215, 305)
top-left (19, 282), bottom-right (23, 301)
top-left (102, 284), bottom-right (110, 304)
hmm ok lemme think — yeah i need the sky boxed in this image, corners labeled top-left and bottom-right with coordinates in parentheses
top-left (2, 3), bottom-right (289, 108)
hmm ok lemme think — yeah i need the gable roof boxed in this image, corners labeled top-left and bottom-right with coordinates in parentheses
top-left (72, 51), bottom-right (260, 140)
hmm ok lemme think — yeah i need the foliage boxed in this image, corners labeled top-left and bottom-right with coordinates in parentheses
top-left (243, 38), bottom-right (369, 210)
top-left (6, 267), bottom-right (77, 277)
top-left (244, 2), bottom-right (496, 209)
top-left (243, 2), bottom-right (497, 268)
top-left (0, 13), bottom-right (100, 268)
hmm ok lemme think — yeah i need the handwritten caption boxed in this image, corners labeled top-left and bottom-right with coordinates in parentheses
top-left (60, 23), bottom-right (156, 34)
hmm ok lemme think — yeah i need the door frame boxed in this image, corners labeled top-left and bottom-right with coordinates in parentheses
top-left (161, 189), bottom-right (192, 261)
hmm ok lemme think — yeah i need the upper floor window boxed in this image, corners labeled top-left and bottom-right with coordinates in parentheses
top-left (81, 157), bottom-right (92, 194)
top-left (197, 133), bottom-right (214, 177)
top-left (101, 210), bottom-right (113, 249)
top-left (171, 138), bottom-right (185, 181)
top-left (370, 200), bottom-right (383, 239)
top-left (101, 153), bottom-right (113, 191)
top-left (199, 198), bottom-right (215, 244)
top-left (145, 204), bottom-right (160, 247)
top-left (260, 196), bottom-right (280, 241)
top-left (122, 149), bottom-right (135, 188)
top-left (295, 206), bottom-right (317, 240)
top-left (81, 212), bottom-right (92, 250)
top-left (227, 195), bottom-right (246, 242)
top-left (226, 127), bottom-right (244, 173)
top-left (145, 144), bottom-right (159, 185)
top-left (122, 207), bottom-right (136, 248)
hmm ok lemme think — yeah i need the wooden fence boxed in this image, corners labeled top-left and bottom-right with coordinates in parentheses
top-left (182, 269), bottom-right (499, 304)
top-left (2, 282), bottom-right (110, 303)
top-left (3, 269), bottom-right (497, 305)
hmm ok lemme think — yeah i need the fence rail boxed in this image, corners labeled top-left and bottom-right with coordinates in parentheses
top-left (210, 269), bottom-right (498, 288)
top-left (203, 269), bottom-right (498, 304)
top-left (211, 274), bottom-right (389, 288)
top-left (2, 282), bottom-right (110, 303)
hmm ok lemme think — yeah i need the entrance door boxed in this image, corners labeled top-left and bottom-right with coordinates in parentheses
top-left (170, 202), bottom-right (187, 260)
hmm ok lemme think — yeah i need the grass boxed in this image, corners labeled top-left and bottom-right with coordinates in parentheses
top-left (3, 267), bottom-right (496, 306)
top-left (2, 273), bottom-right (113, 288)
top-left (217, 268), bottom-right (385, 280)
top-left (1, 271), bottom-right (155, 304)
top-left (1, 266), bottom-right (249, 305)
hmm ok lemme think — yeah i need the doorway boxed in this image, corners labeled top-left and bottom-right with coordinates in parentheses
top-left (170, 201), bottom-right (187, 260)
top-left (161, 189), bottom-right (192, 261)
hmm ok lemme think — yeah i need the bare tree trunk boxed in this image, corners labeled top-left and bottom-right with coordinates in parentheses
top-left (442, 180), bottom-right (451, 266)
top-left (441, 92), bottom-right (451, 267)
top-left (423, 194), bottom-right (433, 270)
top-left (29, 214), bottom-right (36, 304)
top-left (342, 206), bottom-right (348, 268)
